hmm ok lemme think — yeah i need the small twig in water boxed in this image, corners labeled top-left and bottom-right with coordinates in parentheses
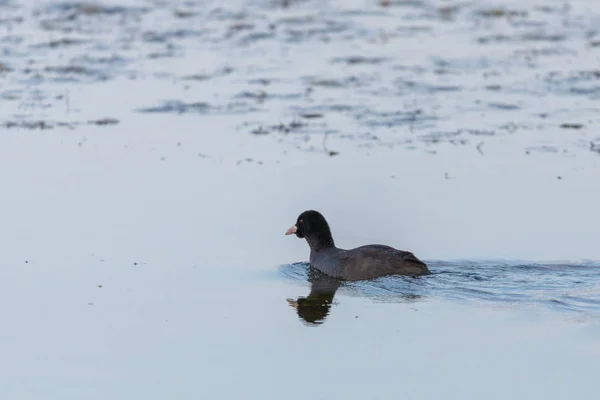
top-left (322, 132), bottom-right (339, 157)
top-left (408, 109), bottom-right (423, 133)
top-left (476, 141), bottom-right (484, 155)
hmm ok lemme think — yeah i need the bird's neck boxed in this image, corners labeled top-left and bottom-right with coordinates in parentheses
top-left (305, 231), bottom-right (335, 252)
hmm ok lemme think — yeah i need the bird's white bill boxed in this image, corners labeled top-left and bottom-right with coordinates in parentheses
top-left (285, 225), bottom-right (297, 235)
top-left (286, 298), bottom-right (298, 309)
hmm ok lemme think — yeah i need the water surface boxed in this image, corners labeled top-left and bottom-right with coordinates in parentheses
top-left (1, 0), bottom-right (600, 399)
top-left (281, 261), bottom-right (600, 325)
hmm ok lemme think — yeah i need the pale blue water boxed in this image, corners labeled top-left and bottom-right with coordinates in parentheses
top-left (1, 1), bottom-right (599, 399)
top-left (281, 261), bottom-right (600, 324)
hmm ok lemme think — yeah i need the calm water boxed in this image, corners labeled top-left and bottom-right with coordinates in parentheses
top-left (1, 1), bottom-right (600, 399)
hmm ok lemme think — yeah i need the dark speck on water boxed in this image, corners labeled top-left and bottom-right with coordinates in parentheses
top-left (560, 123), bottom-right (584, 129)
top-left (488, 102), bottom-right (521, 111)
top-left (88, 118), bottom-right (119, 126)
top-left (138, 101), bottom-right (212, 115)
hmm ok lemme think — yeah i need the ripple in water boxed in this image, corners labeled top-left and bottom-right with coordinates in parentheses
top-left (280, 261), bottom-right (600, 325)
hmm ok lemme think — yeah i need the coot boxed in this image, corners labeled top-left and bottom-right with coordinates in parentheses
top-left (285, 210), bottom-right (430, 280)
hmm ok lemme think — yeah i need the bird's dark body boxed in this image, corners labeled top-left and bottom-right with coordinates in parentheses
top-left (310, 244), bottom-right (429, 281)
top-left (287, 210), bottom-right (430, 281)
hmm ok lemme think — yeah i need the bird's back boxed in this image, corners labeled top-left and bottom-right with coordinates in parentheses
top-left (311, 244), bottom-right (430, 281)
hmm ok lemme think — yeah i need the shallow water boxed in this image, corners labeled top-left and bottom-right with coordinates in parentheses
top-left (1, 0), bottom-right (600, 399)
top-left (1, 0), bottom-right (600, 157)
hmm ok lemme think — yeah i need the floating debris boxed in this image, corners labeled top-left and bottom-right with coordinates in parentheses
top-left (488, 102), bottom-right (520, 110)
top-left (560, 123), bottom-right (584, 129)
top-left (251, 126), bottom-right (270, 135)
top-left (88, 118), bottom-right (119, 126)
top-left (141, 29), bottom-right (204, 43)
top-left (0, 0), bottom-right (599, 158)
top-left (477, 9), bottom-right (528, 18)
top-left (525, 146), bottom-right (559, 154)
top-left (250, 121), bottom-right (306, 135)
top-left (331, 56), bottom-right (388, 65)
top-left (183, 74), bottom-right (211, 81)
top-left (173, 9), bottom-right (198, 19)
top-left (460, 129), bottom-right (496, 136)
top-left (236, 158), bottom-right (263, 165)
top-left (476, 141), bottom-right (484, 155)
top-left (3, 120), bottom-right (53, 129)
top-left (300, 113), bottom-right (324, 119)
top-left (33, 38), bottom-right (86, 48)
top-left (137, 100), bottom-right (211, 114)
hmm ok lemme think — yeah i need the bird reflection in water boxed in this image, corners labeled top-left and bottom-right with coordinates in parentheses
top-left (286, 268), bottom-right (341, 326)
top-left (286, 267), bottom-right (425, 326)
